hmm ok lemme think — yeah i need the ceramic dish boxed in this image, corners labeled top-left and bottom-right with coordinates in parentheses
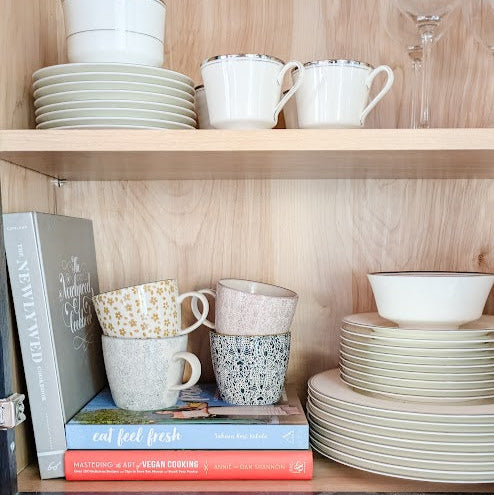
top-left (307, 396), bottom-right (494, 433)
top-left (52, 125), bottom-right (167, 129)
top-left (341, 364), bottom-right (494, 390)
top-left (308, 420), bottom-right (494, 461)
top-left (33, 72), bottom-right (195, 95)
top-left (367, 272), bottom-right (494, 329)
top-left (310, 429), bottom-right (494, 471)
top-left (310, 436), bottom-right (494, 483)
top-left (340, 342), bottom-right (494, 364)
top-left (34, 90), bottom-right (196, 109)
top-left (33, 81), bottom-right (195, 103)
top-left (36, 108), bottom-right (196, 126)
top-left (340, 349), bottom-right (494, 373)
top-left (37, 117), bottom-right (194, 130)
top-left (32, 63), bottom-right (194, 86)
top-left (306, 401), bottom-right (494, 441)
top-left (35, 99), bottom-right (196, 119)
top-left (341, 370), bottom-right (494, 401)
top-left (342, 312), bottom-right (494, 336)
top-left (307, 412), bottom-right (494, 452)
top-left (308, 370), bottom-right (494, 418)
top-left (341, 336), bottom-right (494, 357)
top-left (341, 327), bottom-right (494, 347)
top-left (340, 356), bottom-right (494, 381)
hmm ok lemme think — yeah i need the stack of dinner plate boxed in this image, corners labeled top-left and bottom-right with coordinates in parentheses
top-left (33, 63), bottom-right (196, 129)
top-left (340, 313), bottom-right (494, 402)
top-left (308, 369), bottom-right (494, 483)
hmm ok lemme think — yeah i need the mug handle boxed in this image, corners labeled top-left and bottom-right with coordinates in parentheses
top-left (191, 288), bottom-right (216, 329)
top-left (273, 61), bottom-right (305, 124)
top-left (169, 352), bottom-right (201, 391)
top-left (177, 291), bottom-right (209, 336)
top-left (359, 65), bottom-right (394, 125)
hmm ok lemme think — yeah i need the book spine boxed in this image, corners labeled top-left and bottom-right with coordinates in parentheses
top-left (3, 213), bottom-right (65, 479)
top-left (65, 424), bottom-right (309, 450)
top-left (65, 449), bottom-right (313, 480)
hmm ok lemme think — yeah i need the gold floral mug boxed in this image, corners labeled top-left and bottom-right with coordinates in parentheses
top-left (93, 279), bottom-right (209, 338)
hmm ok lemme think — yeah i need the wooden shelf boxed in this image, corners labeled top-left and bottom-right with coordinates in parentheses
top-left (17, 456), bottom-right (494, 492)
top-left (1, 129), bottom-right (494, 181)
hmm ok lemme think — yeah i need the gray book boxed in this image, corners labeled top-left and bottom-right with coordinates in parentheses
top-left (3, 212), bottom-right (106, 479)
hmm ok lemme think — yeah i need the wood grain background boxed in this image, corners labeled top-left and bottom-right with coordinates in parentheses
top-left (1, 0), bottom-right (494, 473)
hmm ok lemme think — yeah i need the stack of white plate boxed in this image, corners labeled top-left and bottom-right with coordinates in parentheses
top-left (308, 369), bottom-right (494, 483)
top-left (33, 63), bottom-right (196, 129)
top-left (339, 313), bottom-right (494, 402)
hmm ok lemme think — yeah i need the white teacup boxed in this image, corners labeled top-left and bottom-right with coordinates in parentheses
top-left (201, 54), bottom-right (305, 129)
top-left (194, 85), bottom-right (213, 129)
top-left (293, 59), bottom-right (394, 129)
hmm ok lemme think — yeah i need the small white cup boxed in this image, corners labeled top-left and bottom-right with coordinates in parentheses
top-left (62, 0), bottom-right (166, 66)
top-left (195, 85), bottom-right (213, 129)
top-left (293, 59), bottom-right (394, 129)
top-left (201, 54), bottom-right (305, 129)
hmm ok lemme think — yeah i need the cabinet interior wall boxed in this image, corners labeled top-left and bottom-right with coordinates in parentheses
top-left (1, 0), bottom-right (493, 475)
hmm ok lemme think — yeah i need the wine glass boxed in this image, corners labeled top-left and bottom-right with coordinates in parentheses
top-left (383, 5), bottom-right (423, 128)
top-left (393, 0), bottom-right (461, 128)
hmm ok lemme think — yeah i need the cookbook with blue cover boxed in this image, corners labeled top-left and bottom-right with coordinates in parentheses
top-left (65, 383), bottom-right (309, 450)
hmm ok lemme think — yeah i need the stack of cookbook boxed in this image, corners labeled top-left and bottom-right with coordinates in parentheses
top-left (64, 383), bottom-right (313, 481)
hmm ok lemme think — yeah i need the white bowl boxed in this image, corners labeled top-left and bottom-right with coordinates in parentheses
top-left (368, 272), bottom-right (494, 329)
top-left (66, 31), bottom-right (164, 67)
top-left (62, 0), bottom-right (166, 66)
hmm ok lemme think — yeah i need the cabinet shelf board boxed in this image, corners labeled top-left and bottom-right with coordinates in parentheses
top-left (17, 456), bottom-right (494, 492)
top-left (1, 129), bottom-right (494, 181)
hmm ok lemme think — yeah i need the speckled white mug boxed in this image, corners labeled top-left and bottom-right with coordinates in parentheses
top-left (191, 279), bottom-right (298, 335)
top-left (102, 334), bottom-right (201, 410)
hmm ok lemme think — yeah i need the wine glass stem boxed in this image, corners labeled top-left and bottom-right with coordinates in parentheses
top-left (408, 46), bottom-right (423, 129)
top-left (419, 29), bottom-right (434, 128)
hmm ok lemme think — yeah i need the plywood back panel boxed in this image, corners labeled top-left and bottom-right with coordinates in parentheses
top-left (56, 178), bottom-right (494, 401)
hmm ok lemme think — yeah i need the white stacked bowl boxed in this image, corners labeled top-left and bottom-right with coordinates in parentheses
top-left (62, 0), bottom-right (167, 67)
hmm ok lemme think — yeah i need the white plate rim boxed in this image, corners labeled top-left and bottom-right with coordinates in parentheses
top-left (306, 400), bottom-right (494, 437)
top-left (33, 71), bottom-right (195, 95)
top-left (309, 428), bottom-right (494, 468)
top-left (34, 90), bottom-right (195, 109)
top-left (308, 369), bottom-right (494, 415)
top-left (308, 394), bottom-right (494, 429)
top-left (341, 371), bottom-right (494, 402)
top-left (36, 116), bottom-right (194, 130)
top-left (341, 327), bottom-right (494, 345)
top-left (35, 108), bottom-right (196, 126)
top-left (342, 312), bottom-right (494, 332)
top-left (341, 341), bottom-right (494, 364)
top-left (341, 335), bottom-right (494, 354)
top-left (34, 99), bottom-right (196, 118)
top-left (310, 437), bottom-right (494, 482)
top-left (32, 63), bottom-right (194, 86)
top-left (340, 363), bottom-right (494, 388)
top-left (340, 349), bottom-right (494, 371)
top-left (33, 81), bottom-right (195, 102)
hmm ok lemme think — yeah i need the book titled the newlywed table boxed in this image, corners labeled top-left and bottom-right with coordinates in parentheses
top-left (3, 212), bottom-right (106, 479)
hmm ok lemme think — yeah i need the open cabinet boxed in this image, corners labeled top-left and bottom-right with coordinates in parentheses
top-left (1, 0), bottom-right (494, 493)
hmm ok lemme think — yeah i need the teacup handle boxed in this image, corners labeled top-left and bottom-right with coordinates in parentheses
top-left (273, 61), bottom-right (305, 124)
top-left (360, 65), bottom-right (394, 125)
top-left (169, 352), bottom-right (201, 391)
top-left (177, 291), bottom-right (209, 336)
top-left (191, 288), bottom-right (216, 329)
